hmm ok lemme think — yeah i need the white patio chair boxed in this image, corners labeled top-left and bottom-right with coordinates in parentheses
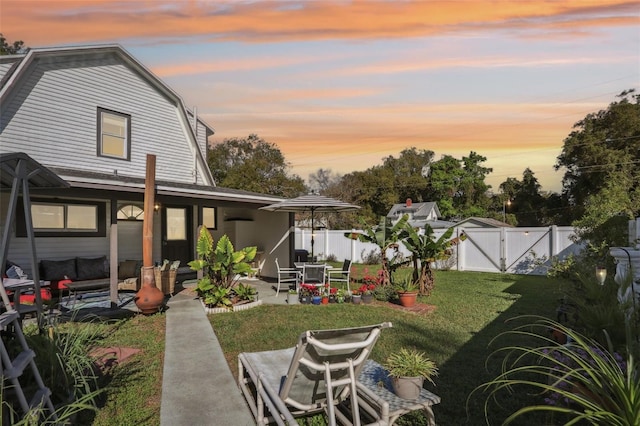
top-left (275, 258), bottom-right (300, 296)
top-left (238, 322), bottom-right (392, 426)
top-left (328, 259), bottom-right (352, 290)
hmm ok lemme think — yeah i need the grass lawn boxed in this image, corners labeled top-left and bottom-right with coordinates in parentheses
top-left (63, 268), bottom-right (561, 425)
top-left (86, 313), bottom-right (165, 426)
top-left (210, 269), bottom-right (563, 425)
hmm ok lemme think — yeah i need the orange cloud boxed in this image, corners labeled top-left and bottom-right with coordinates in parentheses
top-left (3, 1), bottom-right (637, 46)
top-left (203, 100), bottom-right (597, 191)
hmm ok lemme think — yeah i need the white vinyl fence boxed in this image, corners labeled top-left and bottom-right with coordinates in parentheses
top-left (295, 226), bottom-right (582, 275)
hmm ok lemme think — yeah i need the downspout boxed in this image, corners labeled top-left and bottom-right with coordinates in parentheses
top-left (193, 106), bottom-right (198, 184)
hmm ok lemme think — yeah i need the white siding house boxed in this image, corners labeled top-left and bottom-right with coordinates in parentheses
top-left (0, 45), bottom-right (291, 280)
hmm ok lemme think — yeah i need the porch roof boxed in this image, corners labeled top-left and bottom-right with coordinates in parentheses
top-left (47, 167), bottom-right (285, 205)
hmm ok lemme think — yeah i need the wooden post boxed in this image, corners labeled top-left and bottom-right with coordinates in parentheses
top-left (135, 154), bottom-right (164, 314)
top-left (143, 154), bottom-right (156, 268)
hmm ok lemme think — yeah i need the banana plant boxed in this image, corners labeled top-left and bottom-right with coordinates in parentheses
top-left (345, 215), bottom-right (410, 287)
top-left (399, 223), bottom-right (466, 295)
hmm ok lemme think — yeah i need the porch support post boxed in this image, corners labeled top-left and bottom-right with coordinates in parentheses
top-left (109, 199), bottom-right (118, 306)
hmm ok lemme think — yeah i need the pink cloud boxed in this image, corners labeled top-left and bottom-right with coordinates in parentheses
top-left (4, 1), bottom-right (637, 46)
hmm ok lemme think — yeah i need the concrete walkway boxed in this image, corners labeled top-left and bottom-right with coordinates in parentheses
top-left (160, 279), bottom-right (288, 425)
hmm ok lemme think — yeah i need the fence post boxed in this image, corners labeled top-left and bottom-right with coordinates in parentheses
top-left (500, 227), bottom-right (507, 272)
top-left (351, 229), bottom-right (357, 263)
top-left (324, 229), bottom-right (329, 260)
top-left (456, 227), bottom-right (463, 271)
top-left (549, 225), bottom-right (558, 257)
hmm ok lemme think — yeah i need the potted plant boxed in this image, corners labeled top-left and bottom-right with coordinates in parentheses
top-left (395, 275), bottom-right (419, 308)
top-left (383, 348), bottom-right (438, 400)
top-left (359, 284), bottom-right (376, 304)
top-left (351, 289), bottom-right (362, 304)
top-left (287, 288), bottom-right (299, 305)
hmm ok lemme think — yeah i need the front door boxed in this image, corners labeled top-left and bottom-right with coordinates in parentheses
top-left (161, 205), bottom-right (192, 267)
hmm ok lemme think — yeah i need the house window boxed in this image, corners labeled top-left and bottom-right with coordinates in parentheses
top-left (17, 199), bottom-right (106, 237)
top-left (97, 108), bottom-right (131, 160)
top-left (117, 204), bottom-right (145, 221)
top-left (166, 207), bottom-right (187, 241)
top-left (202, 207), bottom-right (216, 230)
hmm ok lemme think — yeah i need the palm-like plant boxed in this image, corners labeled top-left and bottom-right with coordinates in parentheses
top-left (399, 223), bottom-right (465, 295)
top-left (471, 316), bottom-right (640, 425)
top-left (344, 215), bottom-right (409, 287)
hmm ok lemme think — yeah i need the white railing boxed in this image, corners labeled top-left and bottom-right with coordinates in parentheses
top-left (295, 225), bottom-right (582, 276)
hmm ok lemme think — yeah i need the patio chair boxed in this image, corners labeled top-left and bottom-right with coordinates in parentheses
top-left (302, 263), bottom-right (327, 286)
top-left (238, 322), bottom-right (392, 426)
top-left (275, 258), bottom-right (300, 296)
top-left (328, 259), bottom-right (352, 290)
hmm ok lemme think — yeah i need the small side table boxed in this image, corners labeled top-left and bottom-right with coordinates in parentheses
top-left (356, 359), bottom-right (440, 425)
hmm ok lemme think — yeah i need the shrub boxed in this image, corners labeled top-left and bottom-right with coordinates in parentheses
top-left (361, 248), bottom-right (381, 265)
top-left (325, 253), bottom-right (337, 262)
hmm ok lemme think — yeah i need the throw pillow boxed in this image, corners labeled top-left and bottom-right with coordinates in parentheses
top-left (76, 256), bottom-right (108, 280)
top-left (40, 258), bottom-right (77, 281)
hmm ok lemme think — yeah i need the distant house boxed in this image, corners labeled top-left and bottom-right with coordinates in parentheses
top-left (386, 199), bottom-right (456, 229)
top-left (0, 44), bottom-right (291, 279)
top-left (454, 217), bottom-right (513, 228)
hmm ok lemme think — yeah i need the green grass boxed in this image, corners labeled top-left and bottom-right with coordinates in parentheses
top-left (48, 269), bottom-right (561, 425)
top-left (210, 269), bottom-right (563, 425)
top-left (88, 313), bottom-right (165, 426)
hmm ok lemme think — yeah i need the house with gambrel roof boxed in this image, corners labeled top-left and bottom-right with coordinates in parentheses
top-left (0, 44), bottom-right (292, 280)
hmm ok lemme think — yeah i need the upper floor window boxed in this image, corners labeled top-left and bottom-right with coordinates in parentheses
top-left (97, 108), bottom-right (131, 160)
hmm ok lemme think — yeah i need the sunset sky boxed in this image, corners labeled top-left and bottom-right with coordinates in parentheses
top-left (3, 1), bottom-right (639, 192)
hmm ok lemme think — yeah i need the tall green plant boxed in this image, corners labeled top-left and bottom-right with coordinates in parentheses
top-left (471, 316), bottom-right (640, 425)
top-left (345, 215), bottom-right (409, 287)
top-left (399, 224), bottom-right (465, 295)
top-left (188, 227), bottom-right (257, 290)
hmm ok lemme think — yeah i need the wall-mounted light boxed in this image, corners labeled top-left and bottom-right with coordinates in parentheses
top-left (154, 202), bottom-right (160, 213)
top-left (524, 231), bottom-right (529, 236)
top-left (596, 266), bottom-right (607, 285)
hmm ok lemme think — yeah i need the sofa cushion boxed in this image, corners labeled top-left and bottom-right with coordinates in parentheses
top-left (40, 258), bottom-right (77, 281)
top-left (76, 256), bottom-right (108, 280)
top-left (118, 260), bottom-right (139, 280)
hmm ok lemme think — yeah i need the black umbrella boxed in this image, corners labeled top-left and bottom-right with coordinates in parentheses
top-left (260, 194), bottom-right (360, 259)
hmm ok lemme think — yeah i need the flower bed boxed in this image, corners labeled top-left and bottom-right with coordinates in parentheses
top-left (201, 299), bottom-right (263, 315)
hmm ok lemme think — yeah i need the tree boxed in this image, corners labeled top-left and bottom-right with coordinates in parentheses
top-left (207, 134), bottom-right (306, 197)
top-left (456, 151), bottom-right (493, 218)
top-left (308, 168), bottom-right (341, 193)
top-left (555, 89), bottom-right (640, 244)
top-left (0, 34), bottom-right (27, 55)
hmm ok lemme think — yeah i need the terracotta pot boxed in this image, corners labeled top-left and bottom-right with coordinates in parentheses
top-left (398, 291), bottom-right (418, 308)
top-left (135, 266), bottom-right (165, 314)
top-left (321, 296), bottom-right (329, 305)
top-left (391, 376), bottom-right (424, 400)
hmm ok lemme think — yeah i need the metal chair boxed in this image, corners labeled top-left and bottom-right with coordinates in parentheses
top-left (238, 322), bottom-right (392, 426)
top-left (328, 259), bottom-right (352, 290)
top-left (275, 258), bottom-right (300, 296)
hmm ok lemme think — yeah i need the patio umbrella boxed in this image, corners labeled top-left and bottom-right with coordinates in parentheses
top-left (260, 194), bottom-right (360, 259)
